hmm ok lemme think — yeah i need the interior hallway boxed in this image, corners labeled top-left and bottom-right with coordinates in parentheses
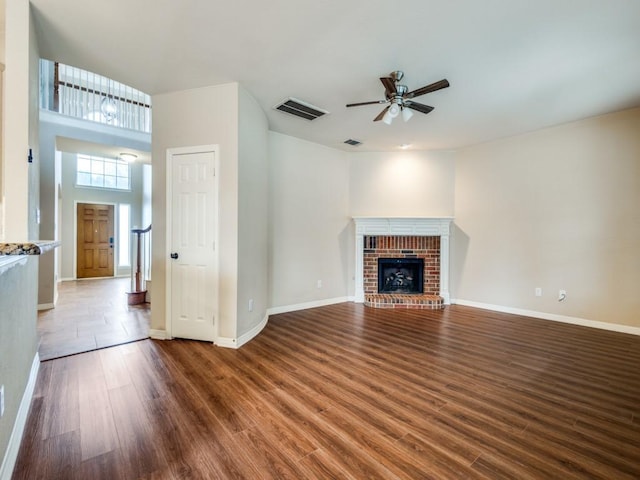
top-left (37, 277), bottom-right (150, 361)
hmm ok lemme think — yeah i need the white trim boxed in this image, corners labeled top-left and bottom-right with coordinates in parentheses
top-left (353, 217), bottom-right (453, 304)
top-left (452, 299), bottom-right (640, 336)
top-left (267, 296), bottom-right (351, 316)
top-left (215, 315), bottom-right (270, 350)
top-left (149, 329), bottom-right (171, 340)
top-left (215, 336), bottom-right (237, 348)
top-left (0, 353), bottom-right (40, 480)
top-left (37, 302), bottom-right (55, 311)
top-left (215, 315), bottom-right (269, 349)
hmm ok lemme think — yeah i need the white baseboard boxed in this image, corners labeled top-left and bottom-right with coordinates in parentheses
top-left (215, 336), bottom-right (237, 348)
top-left (216, 313), bottom-right (269, 349)
top-left (149, 329), bottom-right (171, 340)
top-left (452, 299), bottom-right (640, 336)
top-left (0, 353), bottom-right (40, 480)
top-left (237, 314), bottom-right (269, 349)
top-left (267, 296), bottom-right (350, 316)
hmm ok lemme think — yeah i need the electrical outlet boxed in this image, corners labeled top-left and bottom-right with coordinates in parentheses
top-left (317, 280), bottom-right (322, 289)
top-left (535, 287), bottom-right (542, 297)
top-left (248, 299), bottom-right (254, 312)
top-left (1, 385), bottom-right (4, 417)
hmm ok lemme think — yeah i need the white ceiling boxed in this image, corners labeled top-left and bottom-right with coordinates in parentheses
top-left (29, 0), bottom-right (640, 152)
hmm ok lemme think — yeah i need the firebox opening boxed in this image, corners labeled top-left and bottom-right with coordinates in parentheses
top-left (378, 258), bottom-right (424, 294)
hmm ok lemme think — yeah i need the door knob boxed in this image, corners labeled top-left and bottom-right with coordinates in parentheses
top-left (170, 252), bottom-right (179, 259)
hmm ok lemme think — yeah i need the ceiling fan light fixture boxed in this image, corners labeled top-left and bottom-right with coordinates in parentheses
top-left (388, 102), bottom-right (400, 118)
top-left (402, 107), bottom-right (413, 122)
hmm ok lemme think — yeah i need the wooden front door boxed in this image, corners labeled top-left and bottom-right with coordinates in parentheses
top-left (77, 203), bottom-right (115, 278)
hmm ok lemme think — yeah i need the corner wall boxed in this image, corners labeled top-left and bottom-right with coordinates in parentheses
top-left (2, 0), bottom-right (32, 240)
top-left (268, 132), bottom-right (350, 308)
top-left (452, 107), bottom-right (640, 327)
top-left (0, 257), bottom-right (38, 478)
top-left (236, 86), bottom-right (269, 339)
top-left (151, 83), bottom-right (240, 340)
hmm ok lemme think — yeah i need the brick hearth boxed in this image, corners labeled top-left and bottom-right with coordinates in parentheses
top-left (364, 294), bottom-right (443, 309)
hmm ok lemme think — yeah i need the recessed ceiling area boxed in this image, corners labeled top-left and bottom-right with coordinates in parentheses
top-left (30, 0), bottom-right (640, 152)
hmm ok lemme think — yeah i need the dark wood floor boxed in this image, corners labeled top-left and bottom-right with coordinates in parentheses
top-left (13, 303), bottom-right (640, 479)
top-left (37, 277), bottom-right (150, 361)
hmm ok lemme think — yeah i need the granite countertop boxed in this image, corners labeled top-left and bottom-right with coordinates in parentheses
top-left (0, 240), bottom-right (60, 255)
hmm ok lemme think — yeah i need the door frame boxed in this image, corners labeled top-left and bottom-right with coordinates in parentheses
top-left (165, 145), bottom-right (220, 342)
top-left (74, 200), bottom-right (118, 279)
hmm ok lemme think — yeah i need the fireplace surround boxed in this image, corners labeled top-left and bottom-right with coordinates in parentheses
top-left (353, 217), bottom-right (452, 308)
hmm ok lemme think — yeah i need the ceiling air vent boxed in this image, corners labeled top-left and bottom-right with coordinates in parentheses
top-left (274, 97), bottom-right (328, 121)
top-left (344, 139), bottom-right (362, 146)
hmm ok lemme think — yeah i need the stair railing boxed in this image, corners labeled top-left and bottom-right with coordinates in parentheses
top-left (127, 224), bottom-right (151, 305)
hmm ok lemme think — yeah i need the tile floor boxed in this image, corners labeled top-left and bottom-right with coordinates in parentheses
top-left (37, 277), bottom-right (150, 361)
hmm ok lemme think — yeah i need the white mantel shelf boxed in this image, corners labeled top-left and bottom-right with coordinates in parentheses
top-left (353, 217), bottom-right (453, 304)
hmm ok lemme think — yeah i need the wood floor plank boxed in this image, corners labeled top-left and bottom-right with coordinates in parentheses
top-left (78, 372), bottom-right (119, 462)
top-left (13, 302), bottom-right (640, 479)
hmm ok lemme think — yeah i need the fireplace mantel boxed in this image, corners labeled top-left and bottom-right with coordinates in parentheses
top-left (353, 217), bottom-right (453, 304)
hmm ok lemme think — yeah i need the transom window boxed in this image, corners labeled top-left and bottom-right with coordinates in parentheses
top-left (76, 154), bottom-right (130, 190)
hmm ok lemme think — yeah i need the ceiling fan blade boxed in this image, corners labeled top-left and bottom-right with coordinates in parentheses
top-left (406, 101), bottom-right (434, 115)
top-left (346, 100), bottom-right (387, 107)
top-left (374, 106), bottom-right (390, 122)
top-left (406, 79), bottom-right (450, 98)
top-left (380, 77), bottom-right (397, 96)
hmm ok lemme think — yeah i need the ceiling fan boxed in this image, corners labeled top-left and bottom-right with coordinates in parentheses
top-left (346, 71), bottom-right (449, 124)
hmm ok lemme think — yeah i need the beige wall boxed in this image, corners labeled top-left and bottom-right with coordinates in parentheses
top-left (452, 107), bottom-right (640, 327)
top-left (349, 150), bottom-right (455, 217)
top-left (2, 0), bottom-right (30, 240)
top-left (269, 132), bottom-right (350, 307)
top-left (151, 83), bottom-right (240, 339)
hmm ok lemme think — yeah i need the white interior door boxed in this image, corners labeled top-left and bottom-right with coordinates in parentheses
top-left (167, 146), bottom-right (218, 341)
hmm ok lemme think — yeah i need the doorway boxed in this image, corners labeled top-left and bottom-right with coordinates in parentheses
top-left (76, 202), bottom-right (115, 278)
top-left (167, 145), bottom-right (219, 342)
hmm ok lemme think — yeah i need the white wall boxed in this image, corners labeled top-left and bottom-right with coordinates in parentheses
top-left (452, 107), bottom-right (640, 327)
top-left (349, 150), bottom-right (455, 217)
top-left (236, 86), bottom-right (269, 337)
top-left (151, 83), bottom-right (240, 339)
top-left (269, 132), bottom-right (351, 308)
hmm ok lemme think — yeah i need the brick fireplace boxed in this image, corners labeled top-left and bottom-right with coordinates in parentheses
top-left (354, 217), bottom-right (452, 309)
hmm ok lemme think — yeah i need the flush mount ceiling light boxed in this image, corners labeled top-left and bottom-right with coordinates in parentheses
top-left (399, 143), bottom-right (411, 149)
top-left (119, 152), bottom-right (138, 162)
top-left (346, 70), bottom-right (449, 125)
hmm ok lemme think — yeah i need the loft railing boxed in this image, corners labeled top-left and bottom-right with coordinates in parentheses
top-left (128, 224), bottom-right (152, 305)
top-left (40, 59), bottom-right (152, 133)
